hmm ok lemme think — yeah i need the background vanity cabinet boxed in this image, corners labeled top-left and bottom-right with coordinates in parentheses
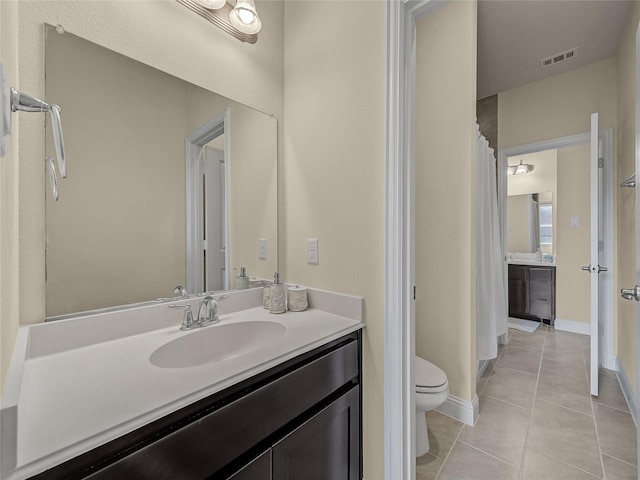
top-left (508, 264), bottom-right (556, 325)
top-left (31, 332), bottom-right (362, 480)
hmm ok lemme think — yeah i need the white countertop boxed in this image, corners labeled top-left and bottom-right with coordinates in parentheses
top-left (508, 260), bottom-right (556, 267)
top-left (1, 287), bottom-right (364, 479)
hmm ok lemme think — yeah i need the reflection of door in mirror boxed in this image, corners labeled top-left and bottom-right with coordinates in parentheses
top-left (202, 145), bottom-right (226, 292)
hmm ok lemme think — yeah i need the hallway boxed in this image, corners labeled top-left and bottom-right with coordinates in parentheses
top-left (417, 326), bottom-right (637, 479)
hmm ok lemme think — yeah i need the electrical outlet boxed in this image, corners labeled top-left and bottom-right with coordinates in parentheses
top-left (258, 238), bottom-right (267, 260)
top-left (307, 239), bottom-right (319, 265)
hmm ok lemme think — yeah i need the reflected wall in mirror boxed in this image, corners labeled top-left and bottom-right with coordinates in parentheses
top-left (507, 149), bottom-right (557, 255)
top-left (507, 192), bottom-right (553, 253)
top-left (45, 25), bottom-right (278, 318)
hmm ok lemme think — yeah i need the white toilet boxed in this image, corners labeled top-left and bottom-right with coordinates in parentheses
top-left (415, 355), bottom-right (449, 457)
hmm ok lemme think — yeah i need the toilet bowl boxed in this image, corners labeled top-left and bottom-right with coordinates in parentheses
top-left (415, 355), bottom-right (449, 457)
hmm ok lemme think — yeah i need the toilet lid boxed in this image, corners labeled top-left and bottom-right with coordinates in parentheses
top-left (415, 356), bottom-right (448, 389)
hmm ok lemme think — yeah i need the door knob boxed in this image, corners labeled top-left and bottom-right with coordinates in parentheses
top-left (621, 285), bottom-right (640, 301)
top-left (582, 265), bottom-right (609, 273)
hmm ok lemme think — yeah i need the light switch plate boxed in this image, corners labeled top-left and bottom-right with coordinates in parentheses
top-left (307, 239), bottom-right (319, 265)
top-left (570, 216), bottom-right (580, 227)
top-left (258, 238), bottom-right (267, 260)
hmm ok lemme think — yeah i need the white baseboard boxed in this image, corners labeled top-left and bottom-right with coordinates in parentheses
top-left (553, 318), bottom-right (590, 336)
top-left (435, 394), bottom-right (478, 427)
top-left (615, 356), bottom-right (638, 427)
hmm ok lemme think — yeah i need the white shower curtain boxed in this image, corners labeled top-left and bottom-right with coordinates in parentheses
top-left (475, 124), bottom-right (508, 361)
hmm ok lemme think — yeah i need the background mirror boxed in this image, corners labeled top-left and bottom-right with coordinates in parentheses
top-left (45, 26), bottom-right (278, 317)
top-left (507, 192), bottom-right (553, 254)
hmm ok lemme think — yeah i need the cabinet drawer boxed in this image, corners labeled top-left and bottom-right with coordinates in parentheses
top-left (85, 340), bottom-right (359, 480)
top-left (530, 267), bottom-right (553, 282)
top-left (529, 281), bottom-right (552, 300)
top-left (530, 299), bottom-right (552, 319)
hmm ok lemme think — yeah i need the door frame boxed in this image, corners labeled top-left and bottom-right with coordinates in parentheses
top-left (497, 128), bottom-right (615, 371)
top-left (186, 109), bottom-right (231, 294)
top-left (385, 0), bottom-right (449, 478)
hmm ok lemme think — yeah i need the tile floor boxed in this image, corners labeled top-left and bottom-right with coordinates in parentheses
top-left (417, 325), bottom-right (637, 480)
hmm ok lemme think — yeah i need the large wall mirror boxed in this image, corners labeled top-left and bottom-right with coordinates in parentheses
top-left (507, 150), bottom-right (557, 256)
top-left (45, 25), bottom-right (278, 318)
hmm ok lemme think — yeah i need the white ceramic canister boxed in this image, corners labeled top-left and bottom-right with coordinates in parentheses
top-left (287, 286), bottom-right (308, 312)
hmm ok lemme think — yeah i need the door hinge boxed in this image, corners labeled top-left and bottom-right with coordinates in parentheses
top-left (598, 157), bottom-right (604, 168)
top-left (202, 239), bottom-right (208, 252)
top-left (413, 286), bottom-right (416, 300)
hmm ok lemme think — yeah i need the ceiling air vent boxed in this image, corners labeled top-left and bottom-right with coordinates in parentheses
top-left (540, 47), bottom-right (578, 69)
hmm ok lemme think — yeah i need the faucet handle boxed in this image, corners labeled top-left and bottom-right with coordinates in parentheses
top-left (169, 303), bottom-right (197, 330)
top-left (198, 296), bottom-right (220, 327)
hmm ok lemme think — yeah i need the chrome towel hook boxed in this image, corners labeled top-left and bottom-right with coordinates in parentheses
top-left (10, 87), bottom-right (67, 179)
top-left (0, 62), bottom-right (68, 201)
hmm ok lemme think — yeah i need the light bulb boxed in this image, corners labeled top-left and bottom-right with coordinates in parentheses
top-left (230, 0), bottom-right (262, 34)
top-left (237, 8), bottom-right (255, 24)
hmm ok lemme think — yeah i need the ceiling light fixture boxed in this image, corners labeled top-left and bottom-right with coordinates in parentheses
top-left (508, 159), bottom-right (535, 176)
top-left (229, 0), bottom-right (262, 34)
top-left (177, 0), bottom-right (261, 44)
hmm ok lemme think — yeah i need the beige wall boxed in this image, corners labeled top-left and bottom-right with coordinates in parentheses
top-left (616, 1), bottom-right (640, 392)
top-left (556, 143), bottom-right (591, 324)
top-left (282, 2), bottom-right (386, 477)
top-left (415, 1), bottom-right (478, 403)
top-left (0, 1), bottom-right (20, 393)
top-left (1, 0), bottom-right (284, 391)
top-left (499, 57), bottom-right (618, 149)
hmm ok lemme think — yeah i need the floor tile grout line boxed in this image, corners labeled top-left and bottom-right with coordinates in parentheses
top-left (525, 445), bottom-right (605, 480)
top-left (516, 324), bottom-right (547, 480)
top-left (433, 419), bottom-right (466, 480)
top-left (456, 439), bottom-right (523, 472)
top-left (601, 452), bottom-right (638, 468)
top-left (592, 398), bottom-right (633, 415)
top-left (533, 396), bottom-right (595, 418)
top-left (481, 393), bottom-right (532, 413)
top-left (589, 393), bottom-right (607, 479)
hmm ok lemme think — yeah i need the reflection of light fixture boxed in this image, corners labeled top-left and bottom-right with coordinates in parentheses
top-left (229, 0), bottom-right (262, 34)
top-left (508, 159), bottom-right (535, 175)
top-left (176, 0), bottom-right (261, 44)
top-left (196, 0), bottom-right (226, 9)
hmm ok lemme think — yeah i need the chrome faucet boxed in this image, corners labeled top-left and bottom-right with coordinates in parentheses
top-left (197, 296), bottom-right (220, 327)
top-left (169, 303), bottom-right (197, 330)
top-left (173, 285), bottom-right (188, 298)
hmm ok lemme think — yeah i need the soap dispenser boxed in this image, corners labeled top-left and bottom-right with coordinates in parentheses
top-left (269, 272), bottom-right (286, 314)
top-left (236, 267), bottom-right (250, 289)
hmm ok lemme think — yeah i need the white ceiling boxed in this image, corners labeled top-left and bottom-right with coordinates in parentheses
top-left (477, 0), bottom-right (633, 99)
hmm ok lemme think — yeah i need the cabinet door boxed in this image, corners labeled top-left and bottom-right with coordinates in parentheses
top-left (272, 387), bottom-right (360, 480)
top-left (226, 450), bottom-right (271, 480)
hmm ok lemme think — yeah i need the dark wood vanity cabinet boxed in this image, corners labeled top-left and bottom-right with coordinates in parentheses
top-left (508, 264), bottom-right (556, 325)
top-left (229, 387), bottom-right (360, 480)
top-left (31, 332), bottom-right (362, 480)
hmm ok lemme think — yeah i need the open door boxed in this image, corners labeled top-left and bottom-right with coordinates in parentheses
top-left (584, 112), bottom-right (604, 397)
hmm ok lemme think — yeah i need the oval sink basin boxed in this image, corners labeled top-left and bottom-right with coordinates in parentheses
top-left (150, 321), bottom-right (286, 368)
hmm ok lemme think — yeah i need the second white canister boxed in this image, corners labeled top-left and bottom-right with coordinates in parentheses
top-left (287, 286), bottom-right (308, 312)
